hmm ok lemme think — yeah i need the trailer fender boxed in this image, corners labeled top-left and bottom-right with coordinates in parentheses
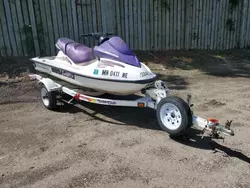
top-left (38, 78), bottom-right (61, 92)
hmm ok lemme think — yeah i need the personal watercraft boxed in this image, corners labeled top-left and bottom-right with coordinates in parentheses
top-left (29, 33), bottom-right (235, 138)
top-left (31, 32), bottom-right (157, 96)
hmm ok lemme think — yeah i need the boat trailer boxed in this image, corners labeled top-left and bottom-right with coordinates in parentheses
top-left (29, 74), bottom-right (235, 138)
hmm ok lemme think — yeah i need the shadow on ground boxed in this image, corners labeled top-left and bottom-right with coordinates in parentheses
top-left (135, 49), bottom-right (250, 78)
top-left (0, 56), bottom-right (33, 77)
top-left (58, 96), bottom-right (162, 131)
top-left (156, 74), bottom-right (188, 90)
top-left (54, 99), bottom-right (250, 164)
top-left (170, 128), bottom-right (250, 164)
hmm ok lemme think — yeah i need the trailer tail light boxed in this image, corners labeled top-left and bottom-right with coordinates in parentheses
top-left (138, 102), bottom-right (145, 107)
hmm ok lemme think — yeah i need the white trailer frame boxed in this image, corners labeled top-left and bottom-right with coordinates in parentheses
top-left (29, 74), bottom-right (234, 138)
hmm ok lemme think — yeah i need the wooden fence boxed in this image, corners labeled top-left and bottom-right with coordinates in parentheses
top-left (0, 0), bottom-right (250, 57)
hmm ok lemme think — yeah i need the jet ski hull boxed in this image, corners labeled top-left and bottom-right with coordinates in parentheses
top-left (31, 54), bottom-right (156, 95)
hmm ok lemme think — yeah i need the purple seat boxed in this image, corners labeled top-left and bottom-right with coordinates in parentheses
top-left (56, 38), bottom-right (95, 64)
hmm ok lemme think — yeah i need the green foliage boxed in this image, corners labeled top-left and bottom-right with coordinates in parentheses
top-left (36, 22), bottom-right (45, 56)
top-left (226, 0), bottom-right (238, 32)
top-left (226, 18), bottom-right (235, 31)
top-left (192, 32), bottom-right (199, 41)
top-left (161, 0), bottom-right (170, 10)
top-left (229, 0), bottom-right (239, 11)
top-left (9, 0), bottom-right (16, 4)
top-left (22, 25), bottom-right (35, 56)
top-left (33, 0), bottom-right (45, 55)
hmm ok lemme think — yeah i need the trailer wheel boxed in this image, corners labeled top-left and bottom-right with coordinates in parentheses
top-left (40, 84), bottom-right (57, 110)
top-left (156, 96), bottom-right (192, 136)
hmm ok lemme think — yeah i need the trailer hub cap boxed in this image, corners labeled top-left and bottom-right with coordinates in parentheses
top-left (160, 103), bottom-right (182, 130)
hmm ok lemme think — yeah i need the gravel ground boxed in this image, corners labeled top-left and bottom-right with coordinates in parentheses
top-left (0, 50), bottom-right (250, 188)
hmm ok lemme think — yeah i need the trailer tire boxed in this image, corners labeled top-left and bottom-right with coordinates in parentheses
top-left (156, 96), bottom-right (192, 136)
top-left (40, 84), bottom-right (58, 110)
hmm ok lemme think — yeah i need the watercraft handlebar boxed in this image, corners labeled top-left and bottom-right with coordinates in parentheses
top-left (80, 32), bottom-right (113, 40)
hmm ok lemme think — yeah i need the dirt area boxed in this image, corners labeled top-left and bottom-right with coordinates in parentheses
top-left (1, 49), bottom-right (250, 188)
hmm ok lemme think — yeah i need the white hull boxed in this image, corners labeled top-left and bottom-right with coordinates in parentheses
top-left (31, 51), bottom-right (156, 95)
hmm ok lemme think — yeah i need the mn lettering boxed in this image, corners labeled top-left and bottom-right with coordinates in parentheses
top-left (102, 70), bottom-right (109, 75)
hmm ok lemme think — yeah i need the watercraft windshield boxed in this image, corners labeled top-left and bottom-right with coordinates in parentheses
top-left (93, 36), bottom-right (141, 67)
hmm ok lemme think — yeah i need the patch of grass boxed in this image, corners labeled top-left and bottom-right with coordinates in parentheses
top-left (171, 56), bottom-right (193, 63)
top-left (213, 55), bottom-right (226, 60)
